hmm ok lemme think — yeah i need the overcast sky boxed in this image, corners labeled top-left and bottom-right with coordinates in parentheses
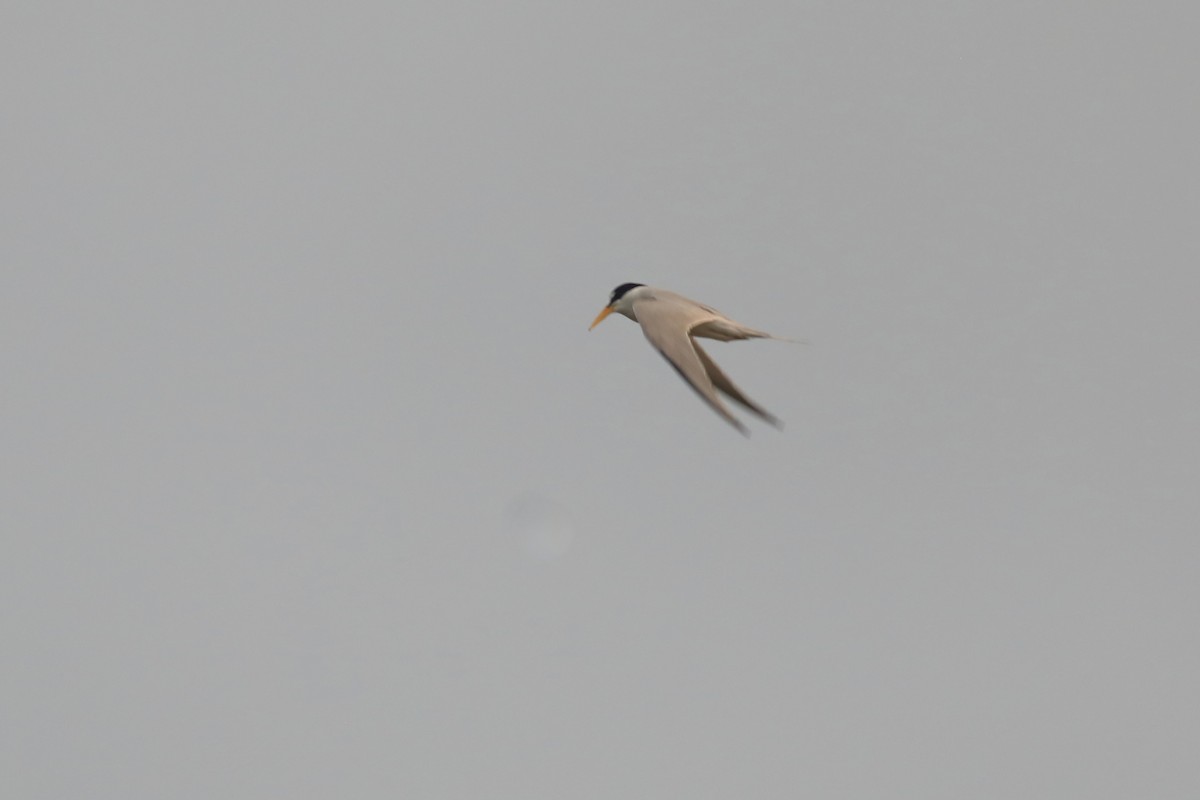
top-left (3, 2), bottom-right (1198, 797)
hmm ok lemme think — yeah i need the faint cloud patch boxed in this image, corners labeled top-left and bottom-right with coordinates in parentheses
top-left (503, 493), bottom-right (575, 562)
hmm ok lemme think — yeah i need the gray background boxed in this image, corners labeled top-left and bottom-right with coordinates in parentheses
top-left (4, 2), bottom-right (1198, 797)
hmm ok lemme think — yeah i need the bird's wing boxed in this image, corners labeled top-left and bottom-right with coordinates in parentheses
top-left (632, 296), bottom-right (748, 435)
top-left (651, 289), bottom-right (777, 342)
top-left (692, 341), bottom-right (782, 429)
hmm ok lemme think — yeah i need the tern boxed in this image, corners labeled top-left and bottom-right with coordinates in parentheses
top-left (589, 283), bottom-right (790, 435)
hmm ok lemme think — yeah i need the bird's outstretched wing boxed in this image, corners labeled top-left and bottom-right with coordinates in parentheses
top-left (632, 296), bottom-right (748, 434)
top-left (692, 341), bottom-right (782, 429)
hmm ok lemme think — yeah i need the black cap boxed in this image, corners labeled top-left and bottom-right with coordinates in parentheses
top-left (610, 283), bottom-right (644, 303)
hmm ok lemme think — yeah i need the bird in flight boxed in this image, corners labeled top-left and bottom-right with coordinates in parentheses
top-left (589, 283), bottom-right (791, 435)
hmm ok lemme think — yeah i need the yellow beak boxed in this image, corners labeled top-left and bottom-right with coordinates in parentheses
top-left (589, 305), bottom-right (614, 330)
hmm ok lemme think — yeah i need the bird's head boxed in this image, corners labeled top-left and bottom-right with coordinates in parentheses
top-left (589, 283), bottom-right (645, 329)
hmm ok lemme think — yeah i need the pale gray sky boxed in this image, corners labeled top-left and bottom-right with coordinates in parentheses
top-left (3, 2), bottom-right (1198, 797)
